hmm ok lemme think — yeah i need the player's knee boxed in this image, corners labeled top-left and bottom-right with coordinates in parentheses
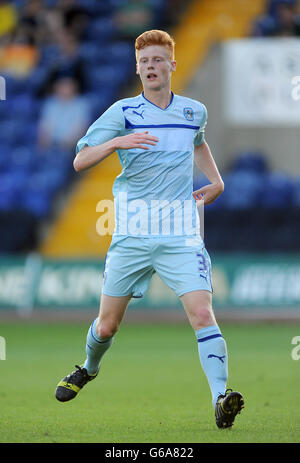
top-left (96, 320), bottom-right (118, 339)
top-left (194, 306), bottom-right (215, 328)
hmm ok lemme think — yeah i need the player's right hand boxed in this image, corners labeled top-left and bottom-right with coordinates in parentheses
top-left (115, 131), bottom-right (159, 150)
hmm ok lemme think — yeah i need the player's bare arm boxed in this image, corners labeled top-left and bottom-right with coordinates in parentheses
top-left (193, 141), bottom-right (224, 205)
top-left (73, 131), bottom-right (159, 172)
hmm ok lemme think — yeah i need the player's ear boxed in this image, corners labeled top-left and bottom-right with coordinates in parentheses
top-left (136, 62), bottom-right (140, 75)
top-left (171, 60), bottom-right (177, 72)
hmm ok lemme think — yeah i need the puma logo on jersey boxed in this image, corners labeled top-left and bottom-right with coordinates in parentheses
top-left (133, 110), bottom-right (145, 119)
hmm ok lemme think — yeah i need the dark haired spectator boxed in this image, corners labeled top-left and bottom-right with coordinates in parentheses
top-left (39, 29), bottom-right (86, 96)
top-left (57, 0), bottom-right (90, 39)
top-left (273, 0), bottom-right (300, 35)
top-left (252, 0), bottom-right (300, 37)
top-left (18, 0), bottom-right (46, 46)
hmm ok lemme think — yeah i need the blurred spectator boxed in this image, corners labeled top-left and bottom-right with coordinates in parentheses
top-left (273, 0), bottom-right (300, 36)
top-left (40, 29), bottom-right (86, 95)
top-left (0, 0), bottom-right (18, 41)
top-left (162, 0), bottom-right (192, 28)
top-left (252, 0), bottom-right (300, 37)
top-left (113, 0), bottom-right (155, 41)
top-left (37, 0), bottom-right (88, 44)
top-left (38, 76), bottom-right (91, 151)
top-left (57, 0), bottom-right (90, 39)
top-left (18, 0), bottom-right (46, 46)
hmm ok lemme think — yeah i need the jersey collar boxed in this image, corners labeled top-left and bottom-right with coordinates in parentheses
top-left (141, 91), bottom-right (174, 111)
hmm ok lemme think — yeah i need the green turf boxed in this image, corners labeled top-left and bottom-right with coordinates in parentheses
top-left (0, 320), bottom-right (299, 443)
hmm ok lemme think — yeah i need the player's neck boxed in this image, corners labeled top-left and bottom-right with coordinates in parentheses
top-left (142, 88), bottom-right (173, 110)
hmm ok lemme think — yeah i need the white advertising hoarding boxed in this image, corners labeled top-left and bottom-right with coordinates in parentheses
top-left (222, 38), bottom-right (300, 126)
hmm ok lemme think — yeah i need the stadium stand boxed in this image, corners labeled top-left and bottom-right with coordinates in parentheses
top-left (194, 148), bottom-right (300, 251)
top-left (0, 0), bottom-right (173, 254)
top-left (0, 0), bottom-right (299, 255)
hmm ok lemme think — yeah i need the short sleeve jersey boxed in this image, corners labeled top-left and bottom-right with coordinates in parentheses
top-left (76, 92), bottom-right (207, 238)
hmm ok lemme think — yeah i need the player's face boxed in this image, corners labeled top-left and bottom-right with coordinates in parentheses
top-left (136, 45), bottom-right (176, 92)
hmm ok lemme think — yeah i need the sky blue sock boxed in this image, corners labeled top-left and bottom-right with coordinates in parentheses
top-left (195, 325), bottom-right (228, 408)
top-left (83, 318), bottom-right (114, 375)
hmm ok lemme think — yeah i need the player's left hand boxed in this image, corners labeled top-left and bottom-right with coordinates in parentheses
top-left (193, 182), bottom-right (224, 205)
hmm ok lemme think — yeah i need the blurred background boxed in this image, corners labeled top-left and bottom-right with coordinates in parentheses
top-left (0, 0), bottom-right (300, 320)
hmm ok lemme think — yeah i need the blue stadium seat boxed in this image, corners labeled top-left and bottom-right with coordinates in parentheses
top-left (84, 17), bottom-right (116, 43)
top-left (231, 151), bottom-right (268, 174)
top-left (0, 171), bottom-right (27, 210)
top-left (260, 172), bottom-right (295, 208)
top-left (105, 41), bottom-right (135, 65)
top-left (204, 194), bottom-right (225, 211)
top-left (21, 190), bottom-right (52, 218)
top-left (26, 171), bottom-right (65, 197)
top-left (79, 42), bottom-right (103, 65)
top-left (25, 66), bottom-right (49, 94)
top-left (45, 0), bottom-right (58, 6)
top-left (10, 146), bottom-right (36, 172)
top-left (78, 0), bottom-right (114, 15)
top-left (11, 0), bottom-right (26, 8)
top-left (10, 94), bottom-right (39, 120)
top-left (0, 119), bottom-right (17, 146)
top-left (23, 120), bottom-right (39, 144)
top-left (222, 171), bottom-right (265, 210)
top-left (103, 42), bottom-right (135, 77)
top-left (0, 96), bottom-right (11, 119)
top-left (0, 146), bottom-right (11, 173)
top-left (252, 15), bottom-right (277, 36)
top-left (0, 118), bottom-right (38, 147)
top-left (0, 73), bottom-right (24, 96)
top-left (19, 168), bottom-right (67, 218)
top-left (80, 44), bottom-right (132, 88)
top-left (85, 90), bottom-right (116, 120)
top-left (292, 179), bottom-right (300, 207)
top-left (85, 64), bottom-right (122, 93)
top-left (39, 44), bottom-right (61, 68)
top-left (42, 146), bottom-right (73, 167)
top-left (0, 174), bottom-right (16, 210)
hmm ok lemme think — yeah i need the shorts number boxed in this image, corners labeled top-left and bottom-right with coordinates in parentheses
top-left (196, 252), bottom-right (207, 273)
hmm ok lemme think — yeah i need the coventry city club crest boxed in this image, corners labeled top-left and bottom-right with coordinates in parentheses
top-left (183, 107), bottom-right (194, 121)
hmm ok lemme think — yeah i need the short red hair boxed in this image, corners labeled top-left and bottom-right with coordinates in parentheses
top-left (135, 29), bottom-right (175, 61)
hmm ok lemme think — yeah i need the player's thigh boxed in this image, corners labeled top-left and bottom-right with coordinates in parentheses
top-left (180, 289), bottom-right (217, 330)
top-left (153, 238), bottom-right (215, 330)
top-left (102, 236), bottom-right (153, 298)
top-left (153, 238), bottom-right (213, 298)
top-left (96, 293), bottom-right (132, 338)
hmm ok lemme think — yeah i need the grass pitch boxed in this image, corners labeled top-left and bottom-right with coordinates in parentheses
top-left (0, 320), bottom-right (299, 443)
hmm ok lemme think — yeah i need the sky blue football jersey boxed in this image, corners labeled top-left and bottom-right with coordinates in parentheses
top-left (76, 91), bottom-right (207, 239)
